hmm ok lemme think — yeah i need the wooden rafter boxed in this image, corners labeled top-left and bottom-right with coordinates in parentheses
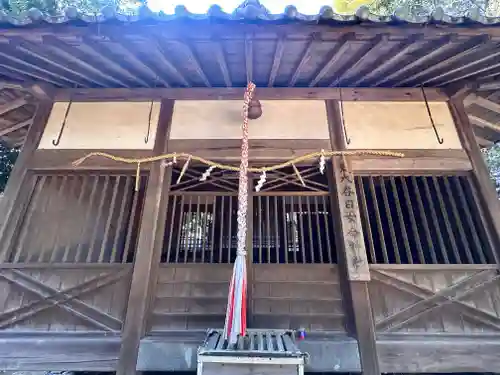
top-left (468, 93), bottom-right (500, 114)
top-left (0, 97), bottom-right (26, 116)
top-left (0, 118), bottom-right (32, 137)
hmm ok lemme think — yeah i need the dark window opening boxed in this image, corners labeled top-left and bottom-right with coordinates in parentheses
top-left (356, 174), bottom-right (496, 265)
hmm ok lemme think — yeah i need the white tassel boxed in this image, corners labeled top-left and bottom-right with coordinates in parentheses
top-left (255, 170), bottom-right (266, 192)
top-left (319, 149), bottom-right (326, 174)
top-left (200, 165), bottom-right (215, 181)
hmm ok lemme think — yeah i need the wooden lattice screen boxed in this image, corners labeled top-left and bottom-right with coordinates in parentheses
top-left (356, 174), bottom-right (496, 265)
top-left (161, 166), bottom-right (338, 264)
top-left (5, 172), bottom-right (147, 264)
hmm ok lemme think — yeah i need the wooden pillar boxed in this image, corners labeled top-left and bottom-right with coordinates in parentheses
top-left (116, 100), bottom-right (174, 375)
top-left (0, 99), bottom-right (53, 260)
top-left (325, 100), bottom-right (380, 375)
top-left (448, 97), bottom-right (500, 264)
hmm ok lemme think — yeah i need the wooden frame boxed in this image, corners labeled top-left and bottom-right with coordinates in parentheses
top-left (0, 85), bottom-right (500, 374)
top-left (53, 87), bottom-right (449, 101)
top-left (326, 99), bottom-right (380, 375)
top-left (0, 101), bottom-right (53, 255)
top-left (117, 99), bottom-right (174, 375)
top-left (449, 97), bottom-right (500, 265)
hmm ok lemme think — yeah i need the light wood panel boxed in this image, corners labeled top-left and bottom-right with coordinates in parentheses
top-left (170, 100), bottom-right (330, 140)
top-left (38, 101), bottom-right (161, 150)
top-left (344, 101), bottom-right (462, 150)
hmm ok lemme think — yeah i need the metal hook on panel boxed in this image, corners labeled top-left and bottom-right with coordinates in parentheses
top-left (339, 87), bottom-right (351, 145)
top-left (52, 99), bottom-right (72, 146)
top-left (144, 99), bottom-right (154, 144)
top-left (145, 76), bottom-right (158, 144)
top-left (421, 84), bottom-right (444, 145)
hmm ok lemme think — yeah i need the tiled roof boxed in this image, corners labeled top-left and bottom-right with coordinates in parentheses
top-left (0, 0), bottom-right (499, 27)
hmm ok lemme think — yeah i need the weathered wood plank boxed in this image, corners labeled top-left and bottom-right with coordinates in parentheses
top-left (378, 337), bottom-right (500, 372)
top-left (0, 335), bottom-right (121, 371)
top-left (117, 99), bottom-right (174, 375)
top-left (54, 87), bottom-right (448, 101)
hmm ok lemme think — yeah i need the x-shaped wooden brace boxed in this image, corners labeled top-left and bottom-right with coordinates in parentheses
top-left (172, 169), bottom-right (239, 192)
top-left (258, 167), bottom-right (329, 192)
top-left (0, 268), bottom-right (130, 331)
top-left (372, 269), bottom-right (500, 332)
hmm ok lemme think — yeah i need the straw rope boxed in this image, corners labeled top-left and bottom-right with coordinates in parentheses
top-left (73, 149), bottom-right (405, 191)
top-left (72, 149), bottom-right (405, 173)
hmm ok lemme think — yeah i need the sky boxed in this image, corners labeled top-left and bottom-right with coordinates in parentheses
top-left (146, 1), bottom-right (331, 14)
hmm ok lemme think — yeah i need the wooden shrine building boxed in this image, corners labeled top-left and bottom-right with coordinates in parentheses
top-left (0, 1), bottom-right (500, 374)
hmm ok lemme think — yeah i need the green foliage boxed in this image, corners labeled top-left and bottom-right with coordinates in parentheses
top-left (0, 143), bottom-right (19, 193)
top-left (0, 0), bottom-right (143, 15)
top-left (483, 143), bottom-right (500, 196)
top-left (368, 0), bottom-right (498, 17)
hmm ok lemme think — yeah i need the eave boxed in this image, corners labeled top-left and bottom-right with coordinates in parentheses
top-left (0, 11), bottom-right (499, 147)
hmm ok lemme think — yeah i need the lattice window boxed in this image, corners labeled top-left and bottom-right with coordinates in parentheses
top-left (356, 174), bottom-right (496, 265)
top-left (253, 166), bottom-right (338, 264)
top-left (162, 166), bottom-right (239, 264)
top-left (5, 172), bottom-right (147, 264)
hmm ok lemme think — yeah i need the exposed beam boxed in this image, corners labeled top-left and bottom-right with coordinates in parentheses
top-left (0, 97), bottom-right (27, 116)
top-left (245, 35), bottom-right (253, 84)
top-left (288, 35), bottom-right (315, 87)
top-left (81, 37), bottom-right (150, 87)
top-left (43, 35), bottom-right (130, 88)
top-left (478, 80), bottom-right (500, 91)
top-left (331, 35), bottom-right (388, 87)
top-left (468, 93), bottom-right (500, 113)
top-left (372, 35), bottom-right (455, 87)
top-left (469, 114), bottom-right (500, 133)
top-left (0, 118), bottom-right (32, 137)
top-left (8, 37), bottom-right (99, 87)
top-left (152, 36), bottom-right (190, 87)
top-left (54, 87), bottom-right (449, 101)
top-left (309, 37), bottom-right (351, 87)
top-left (268, 37), bottom-right (284, 87)
top-left (396, 35), bottom-right (491, 87)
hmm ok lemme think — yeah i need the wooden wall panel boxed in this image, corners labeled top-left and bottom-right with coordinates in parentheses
top-left (149, 264), bottom-right (232, 331)
top-left (252, 265), bottom-right (345, 331)
top-left (344, 102), bottom-right (462, 150)
top-left (170, 100), bottom-right (330, 140)
top-left (38, 101), bottom-right (161, 150)
top-left (0, 265), bottom-right (132, 332)
top-left (369, 265), bottom-right (500, 334)
top-left (150, 264), bottom-right (346, 332)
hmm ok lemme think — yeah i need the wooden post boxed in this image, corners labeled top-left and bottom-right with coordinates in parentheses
top-left (0, 100), bottom-right (53, 260)
top-left (116, 100), bottom-right (174, 375)
top-left (325, 100), bottom-right (380, 375)
top-left (448, 97), bottom-right (500, 264)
